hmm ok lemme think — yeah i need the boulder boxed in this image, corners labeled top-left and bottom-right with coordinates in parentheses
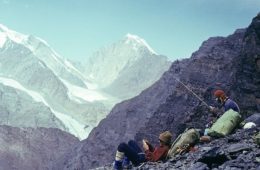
top-left (197, 147), bottom-right (229, 169)
top-left (227, 143), bottom-right (251, 154)
top-left (245, 113), bottom-right (260, 126)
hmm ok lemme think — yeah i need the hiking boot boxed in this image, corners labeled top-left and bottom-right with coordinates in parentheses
top-left (200, 136), bottom-right (211, 143)
top-left (122, 157), bottom-right (132, 169)
top-left (113, 160), bottom-right (123, 170)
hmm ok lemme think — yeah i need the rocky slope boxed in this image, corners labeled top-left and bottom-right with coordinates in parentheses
top-left (139, 13), bottom-right (260, 144)
top-left (61, 13), bottom-right (260, 169)
top-left (97, 127), bottom-right (260, 170)
top-left (0, 125), bottom-right (79, 170)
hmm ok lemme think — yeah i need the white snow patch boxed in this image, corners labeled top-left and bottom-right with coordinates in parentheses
top-left (84, 80), bottom-right (98, 90)
top-left (61, 79), bottom-right (107, 103)
top-left (0, 24), bottom-right (9, 32)
top-left (0, 32), bottom-right (7, 48)
top-left (51, 53), bottom-right (61, 64)
top-left (63, 58), bottom-right (89, 81)
top-left (35, 36), bottom-right (50, 47)
top-left (65, 59), bottom-right (76, 71)
top-left (38, 61), bottom-right (46, 68)
top-left (50, 52), bottom-right (87, 80)
top-left (125, 33), bottom-right (157, 54)
top-left (0, 24), bottom-right (34, 52)
top-left (0, 24), bottom-right (27, 44)
top-left (50, 109), bottom-right (91, 139)
top-left (0, 77), bottom-right (46, 103)
top-left (89, 73), bottom-right (95, 80)
top-left (0, 77), bottom-right (89, 140)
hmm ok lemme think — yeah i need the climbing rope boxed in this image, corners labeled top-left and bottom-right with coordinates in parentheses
top-left (173, 77), bottom-right (210, 108)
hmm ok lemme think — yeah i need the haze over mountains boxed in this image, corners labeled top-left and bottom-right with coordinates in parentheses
top-left (0, 24), bottom-right (171, 140)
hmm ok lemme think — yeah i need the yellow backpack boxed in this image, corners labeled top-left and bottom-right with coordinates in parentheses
top-left (167, 128), bottom-right (200, 158)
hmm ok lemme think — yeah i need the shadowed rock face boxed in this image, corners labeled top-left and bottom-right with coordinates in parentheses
top-left (62, 14), bottom-right (260, 169)
top-left (0, 125), bottom-right (79, 170)
top-left (234, 14), bottom-right (260, 115)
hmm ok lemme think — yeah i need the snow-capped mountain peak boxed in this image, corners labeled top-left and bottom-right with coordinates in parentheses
top-left (0, 32), bottom-right (7, 48)
top-left (0, 24), bottom-right (59, 53)
top-left (124, 33), bottom-right (157, 54)
top-left (0, 24), bottom-right (9, 32)
top-left (0, 24), bottom-right (90, 89)
top-left (0, 24), bottom-right (29, 46)
top-left (84, 33), bottom-right (171, 99)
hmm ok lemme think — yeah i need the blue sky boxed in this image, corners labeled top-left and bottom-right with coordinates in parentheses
top-left (0, 0), bottom-right (260, 62)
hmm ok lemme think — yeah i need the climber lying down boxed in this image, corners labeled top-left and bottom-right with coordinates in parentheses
top-left (113, 131), bottom-right (172, 170)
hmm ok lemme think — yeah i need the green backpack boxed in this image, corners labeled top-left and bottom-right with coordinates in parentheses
top-left (167, 128), bottom-right (200, 158)
top-left (207, 109), bottom-right (242, 137)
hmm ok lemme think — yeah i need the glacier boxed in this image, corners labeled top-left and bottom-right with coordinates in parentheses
top-left (60, 78), bottom-right (108, 103)
top-left (0, 77), bottom-right (89, 139)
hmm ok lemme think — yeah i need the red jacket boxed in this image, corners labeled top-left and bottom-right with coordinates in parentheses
top-left (144, 145), bottom-right (170, 162)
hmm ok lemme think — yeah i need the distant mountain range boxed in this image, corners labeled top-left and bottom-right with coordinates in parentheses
top-left (0, 24), bottom-right (171, 140)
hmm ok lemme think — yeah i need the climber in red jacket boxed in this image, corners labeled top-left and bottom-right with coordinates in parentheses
top-left (201, 89), bottom-right (241, 141)
top-left (113, 131), bottom-right (172, 170)
top-left (210, 89), bottom-right (240, 113)
top-left (207, 89), bottom-right (240, 128)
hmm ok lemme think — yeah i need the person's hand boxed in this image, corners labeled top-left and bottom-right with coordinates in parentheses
top-left (142, 139), bottom-right (149, 151)
top-left (143, 139), bottom-right (149, 144)
top-left (209, 106), bottom-right (216, 112)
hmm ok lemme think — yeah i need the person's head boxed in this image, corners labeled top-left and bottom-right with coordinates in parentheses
top-left (214, 89), bottom-right (227, 103)
top-left (159, 131), bottom-right (172, 146)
